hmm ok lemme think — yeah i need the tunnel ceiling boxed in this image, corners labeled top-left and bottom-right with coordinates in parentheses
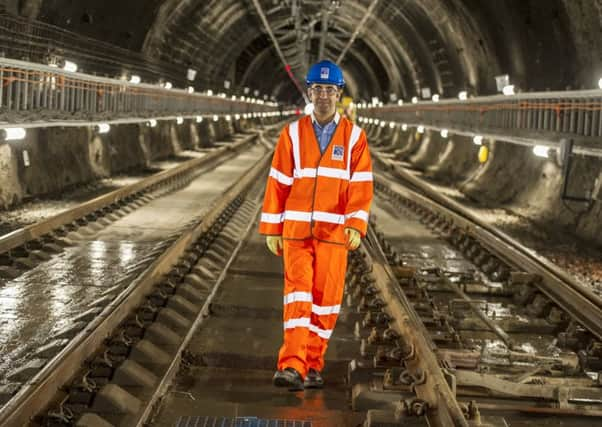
top-left (12, 0), bottom-right (602, 105)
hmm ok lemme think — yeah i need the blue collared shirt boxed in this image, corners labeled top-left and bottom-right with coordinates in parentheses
top-left (311, 112), bottom-right (340, 155)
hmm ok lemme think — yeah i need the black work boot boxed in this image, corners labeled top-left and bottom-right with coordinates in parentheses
top-left (273, 367), bottom-right (304, 391)
top-left (304, 368), bottom-right (324, 389)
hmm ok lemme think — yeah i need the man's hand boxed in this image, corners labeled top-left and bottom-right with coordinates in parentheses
top-left (266, 235), bottom-right (283, 256)
top-left (344, 228), bottom-right (361, 250)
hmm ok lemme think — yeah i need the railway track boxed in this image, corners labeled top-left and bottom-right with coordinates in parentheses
top-left (0, 126), bottom-right (277, 425)
top-left (0, 127), bottom-right (600, 426)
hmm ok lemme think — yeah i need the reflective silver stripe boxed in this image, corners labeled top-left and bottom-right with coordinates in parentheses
top-left (350, 171), bottom-right (373, 182)
top-left (318, 167), bottom-right (350, 180)
top-left (312, 304), bottom-right (341, 315)
top-left (284, 292), bottom-right (313, 305)
top-left (347, 125), bottom-right (363, 177)
top-left (312, 211), bottom-right (345, 224)
top-left (345, 210), bottom-right (369, 222)
top-left (261, 212), bottom-right (284, 223)
top-left (289, 121), bottom-right (301, 177)
top-left (294, 168), bottom-right (317, 178)
top-left (270, 167), bottom-right (293, 186)
top-left (284, 317), bottom-right (311, 330)
top-left (280, 210), bottom-right (366, 224)
top-left (284, 210), bottom-right (312, 222)
top-left (309, 324), bottom-right (333, 339)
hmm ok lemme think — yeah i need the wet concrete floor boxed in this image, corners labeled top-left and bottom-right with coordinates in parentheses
top-left (0, 144), bottom-right (266, 385)
top-left (150, 232), bottom-right (366, 427)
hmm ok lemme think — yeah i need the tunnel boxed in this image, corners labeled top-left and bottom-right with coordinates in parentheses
top-left (0, 1), bottom-right (602, 426)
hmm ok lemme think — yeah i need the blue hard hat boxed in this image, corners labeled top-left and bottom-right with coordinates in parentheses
top-left (305, 60), bottom-right (345, 87)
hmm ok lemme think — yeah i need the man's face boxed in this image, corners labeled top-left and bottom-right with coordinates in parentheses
top-left (308, 84), bottom-right (341, 117)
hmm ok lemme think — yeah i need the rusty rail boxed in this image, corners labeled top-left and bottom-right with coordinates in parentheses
top-left (372, 154), bottom-right (602, 342)
top-left (0, 138), bottom-right (272, 427)
top-left (360, 228), bottom-right (469, 426)
top-left (0, 133), bottom-right (258, 256)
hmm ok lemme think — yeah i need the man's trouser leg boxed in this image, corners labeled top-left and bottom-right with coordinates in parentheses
top-left (306, 239), bottom-right (348, 372)
top-left (278, 238), bottom-right (314, 378)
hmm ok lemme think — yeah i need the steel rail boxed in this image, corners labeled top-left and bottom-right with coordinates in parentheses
top-left (362, 227), bottom-right (469, 427)
top-left (135, 161), bottom-right (268, 427)
top-left (373, 154), bottom-right (602, 341)
top-left (0, 142), bottom-right (272, 427)
top-left (0, 133), bottom-right (258, 256)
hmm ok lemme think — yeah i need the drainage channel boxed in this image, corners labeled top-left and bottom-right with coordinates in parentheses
top-left (347, 179), bottom-right (602, 426)
top-left (0, 138), bottom-right (273, 427)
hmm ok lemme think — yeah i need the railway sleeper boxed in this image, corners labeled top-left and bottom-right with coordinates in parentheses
top-left (35, 195), bottom-right (258, 426)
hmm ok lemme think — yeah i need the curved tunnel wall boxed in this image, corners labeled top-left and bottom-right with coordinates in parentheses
top-left (0, 0), bottom-right (601, 247)
top-left (0, 120), bottom-right (241, 209)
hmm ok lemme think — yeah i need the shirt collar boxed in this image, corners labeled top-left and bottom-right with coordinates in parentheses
top-left (311, 111), bottom-right (340, 126)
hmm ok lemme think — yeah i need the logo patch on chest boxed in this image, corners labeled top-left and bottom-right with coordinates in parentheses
top-left (332, 145), bottom-right (344, 161)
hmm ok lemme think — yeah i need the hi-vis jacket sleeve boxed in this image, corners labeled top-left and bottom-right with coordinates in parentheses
top-left (345, 129), bottom-right (373, 236)
top-left (259, 127), bottom-right (295, 235)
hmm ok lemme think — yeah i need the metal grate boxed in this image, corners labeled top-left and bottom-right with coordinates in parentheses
top-left (176, 416), bottom-right (312, 427)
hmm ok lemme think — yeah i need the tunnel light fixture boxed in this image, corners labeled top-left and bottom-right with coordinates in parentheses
top-left (440, 129), bottom-right (449, 138)
top-left (97, 123), bottom-right (111, 134)
top-left (187, 68), bottom-right (197, 81)
top-left (458, 91), bottom-right (468, 101)
top-left (473, 135), bottom-right (483, 145)
top-left (207, 89), bottom-right (213, 96)
top-left (380, 121), bottom-right (386, 128)
top-left (129, 75), bottom-right (141, 84)
top-left (417, 126), bottom-right (425, 134)
top-left (374, 119), bottom-right (380, 125)
top-left (402, 124), bottom-right (408, 131)
top-left (389, 122), bottom-right (396, 129)
top-left (148, 119), bottom-right (157, 128)
top-left (187, 86), bottom-right (195, 94)
top-left (231, 95), bottom-right (237, 101)
top-left (213, 115), bottom-right (219, 122)
top-left (533, 145), bottom-right (549, 158)
top-left (411, 96), bottom-right (418, 104)
top-left (368, 118), bottom-right (374, 124)
top-left (3, 127), bottom-right (26, 141)
top-left (397, 99), bottom-right (404, 106)
top-left (304, 103), bottom-right (314, 115)
top-left (176, 116), bottom-right (184, 125)
top-left (502, 85), bottom-right (515, 96)
top-left (225, 115), bottom-right (232, 121)
top-left (195, 116), bottom-right (203, 123)
top-left (235, 114), bottom-right (240, 120)
top-left (598, 78), bottom-right (602, 90)
top-left (495, 74), bottom-right (510, 92)
top-left (164, 82), bottom-right (173, 90)
top-left (63, 60), bottom-right (78, 73)
top-left (432, 94), bottom-right (440, 102)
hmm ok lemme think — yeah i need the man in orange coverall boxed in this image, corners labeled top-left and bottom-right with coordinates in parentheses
top-left (259, 60), bottom-right (373, 390)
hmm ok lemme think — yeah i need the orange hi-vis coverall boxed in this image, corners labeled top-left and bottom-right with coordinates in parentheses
top-left (259, 113), bottom-right (373, 378)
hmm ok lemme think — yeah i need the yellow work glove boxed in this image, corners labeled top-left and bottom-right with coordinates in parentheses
top-left (344, 227), bottom-right (361, 250)
top-left (266, 235), bottom-right (283, 256)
